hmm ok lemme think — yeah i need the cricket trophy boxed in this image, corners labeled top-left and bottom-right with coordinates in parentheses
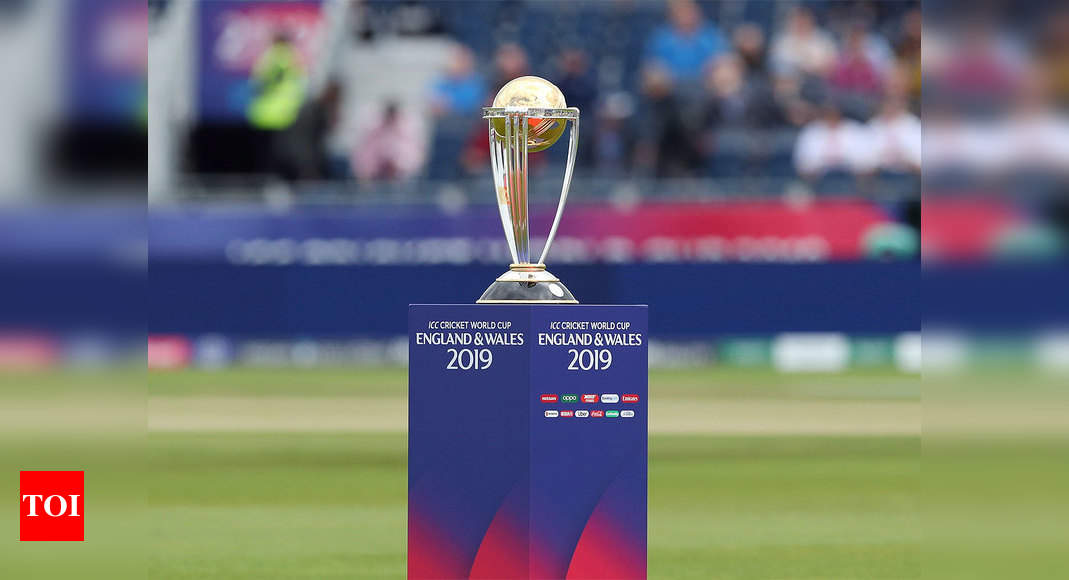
top-left (409, 76), bottom-right (647, 579)
top-left (478, 76), bottom-right (580, 304)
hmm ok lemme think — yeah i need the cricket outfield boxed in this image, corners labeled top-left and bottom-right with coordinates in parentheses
top-left (145, 367), bottom-right (919, 579)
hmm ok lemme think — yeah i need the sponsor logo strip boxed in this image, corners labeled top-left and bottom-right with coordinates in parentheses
top-left (605, 410), bottom-right (620, 418)
top-left (545, 410), bottom-right (559, 418)
top-left (561, 394), bottom-right (578, 403)
top-left (591, 410), bottom-right (605, 418)
top-left (540, 394), bottom-right (558, 403)
top-left (621, 394), bottom-right (640, 403)
top-left (600, 394), bottom-right (619, 403)
top-left (581, 394), bottom-right (598, 403)
top-left (621, 410), bottom-right (635, 418)
top-left (575, 410), bottom-right (589, 418)
top-left (560, 410), bottom-right (575, 418)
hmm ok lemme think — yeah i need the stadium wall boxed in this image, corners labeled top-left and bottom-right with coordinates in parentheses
top-left (148, 262), bottom-right (918, 337)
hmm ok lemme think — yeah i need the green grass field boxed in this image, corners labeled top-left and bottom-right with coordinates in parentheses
top-left (143, 366), bottom-right (919, 579)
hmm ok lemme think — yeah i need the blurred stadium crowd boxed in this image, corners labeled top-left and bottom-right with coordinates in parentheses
top-left (145, 0), bottom-right (1069, 262)
top-left (0, 0), bottom-right (1065, 369)
top-left (419, 0), bottom-right (921, 193)
top-left (166, 0), bottom-right (924, 199)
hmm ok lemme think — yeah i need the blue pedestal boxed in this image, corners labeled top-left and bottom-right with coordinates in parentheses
top-left (409, 304), bottom-right (648, 579)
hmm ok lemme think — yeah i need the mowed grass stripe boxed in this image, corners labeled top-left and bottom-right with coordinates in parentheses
top-left (148, 433), bottom-right (917, 579)
top-left (149, 395), bottom-right (918, 435)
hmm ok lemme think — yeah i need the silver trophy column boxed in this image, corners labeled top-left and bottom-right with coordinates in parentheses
top-left (477, 106), bottom-right (580, 304)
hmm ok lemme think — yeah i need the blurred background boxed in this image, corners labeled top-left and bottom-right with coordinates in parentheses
top-left (147, 0), bottom-right (924, 371)
top-left (0, 0), bottom-right (1066, 578)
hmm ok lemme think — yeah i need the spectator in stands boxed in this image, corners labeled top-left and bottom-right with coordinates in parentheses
top-left (867, 94), bottom-right (922, 175)
top-left (1036, 6), bottom-right (1069, 102)
top-left (468, 44), bottom-right (534, 176)
top-left (456, 43), bottom-right (543, 177)
top-left (701, 53), bottom-right (788, 178)
top-left (893, 8), bottom-right (923, 106)
top-left (733, 22), bottom-right (768, 77)
top-left (247, 31), bottom-right (306, 131)
top-left (851, 12), bottom-right (896, 78)
top-left (273, 79), bottom-right (345, 181)
top-left (555, 48), bottom-right (597, 118)
top-left (771, 73), bottom-right (817, 127)
top-left (636, 66), bottom-right (704, 177)
top-left (867, 68), bottom-right (921, 174)
top-left (593, 92), bottom-right (637, 174)
top-left (703, 53), bottom-right (785, 129)
top-left (556, 48), bottom-right (598, 167)
top-left (644, 0), bottom-right (728, 84)
top-left (430, 45), bottom-right (485, 117)
top-left (770, 6), bottom-right (837, 78)
top-left (704, 55), bottom-right (749, 128)
top-left (492, 43), bottom-right (530, 92)
top-left (793, 100), bottom-right (873, 180)
top-left (351, 101), bottom-right (425, 182)
top-left (829, 24), bottom-right (885, 98)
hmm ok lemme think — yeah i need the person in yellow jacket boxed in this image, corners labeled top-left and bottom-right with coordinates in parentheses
top-left (247, 32), bottom-right (305, 130)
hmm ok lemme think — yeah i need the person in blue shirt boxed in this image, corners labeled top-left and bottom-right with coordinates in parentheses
top-left (430, 45), bottom-right (486, 117)
top-left (645, 0), bottom-right (728, 83)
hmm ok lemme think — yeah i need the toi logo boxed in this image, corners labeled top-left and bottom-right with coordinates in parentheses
top-left (19, 471), bottom-right (84, 541)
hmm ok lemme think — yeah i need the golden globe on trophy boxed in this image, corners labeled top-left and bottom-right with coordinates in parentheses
top-left (477, 76), bottom-right (580, 304)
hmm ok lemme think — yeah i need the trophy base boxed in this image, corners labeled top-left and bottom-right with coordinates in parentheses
top-left (476, 264), bottom-right (578, 304)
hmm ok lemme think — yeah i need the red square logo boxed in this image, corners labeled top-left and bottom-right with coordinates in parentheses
top-left (581, 394), bottom-right (598, 403)
top-left (540, 394), bottom-right (558, 403)
top-left (20, 471), bottom-right (84, 541)
top-left (560, 410), bottom-right (574, 418)
top-left (591, 410), bottom-right (605, 418)
top-left (622, 394), bottom-right (640, 403)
